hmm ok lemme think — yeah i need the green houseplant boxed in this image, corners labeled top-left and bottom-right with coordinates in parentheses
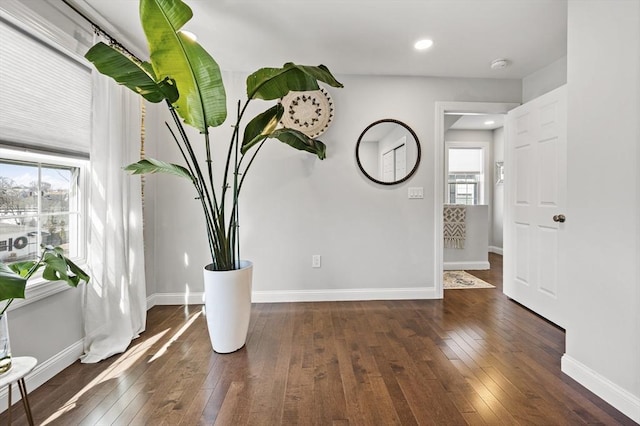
top-left (0, 245), bottom-right (90, 372)
top-left (84, 0), bottom-right (342, 352)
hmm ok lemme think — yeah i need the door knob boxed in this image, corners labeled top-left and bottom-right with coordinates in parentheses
top-left (553, 214), bottom-right (566, 223)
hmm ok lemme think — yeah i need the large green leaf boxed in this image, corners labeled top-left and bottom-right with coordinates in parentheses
top-left (7, 261), bottom-right (37, 278)
top-left (64, 257), bottom-right (90, 286)
top-left (85, 42), bottom-right (179, 103)
top-left (40, 251), bottom-right (89, 288)
top-left (241, 104), bottom-right (285, 154)
top-left (42, 253), bottom-right (69, 283)
top-left (141, 0), bottom-right (227, 131)
top-left (247, 63), bottom-right (344, 101)
top-left (0, 246), bottom-right (88, 305)
top-left (0, 263), bottom-right (26, 302)
top-left (125, 158), bottom-right (195, 181)
top-left (269, 128), bottom-right (327, 160)
top-left (293, 64), bottom-right (343, 89)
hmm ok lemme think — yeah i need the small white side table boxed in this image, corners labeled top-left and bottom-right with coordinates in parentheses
top-left (0, 357), bottom-right (37, 426)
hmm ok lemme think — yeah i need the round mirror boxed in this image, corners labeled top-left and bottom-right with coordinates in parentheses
top-left (355, 119), bottom-right (421, 185)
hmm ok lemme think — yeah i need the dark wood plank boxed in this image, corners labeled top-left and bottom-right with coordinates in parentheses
top-left (1, 253), bottom-right (635, 425)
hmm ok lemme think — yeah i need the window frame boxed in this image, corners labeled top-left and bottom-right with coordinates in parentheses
top-left (0, 148), bottom-right (89, 311)
top-left (445, 141), bottom-right (491, 206)
top-left (448, 173), bottom-right (481, 205)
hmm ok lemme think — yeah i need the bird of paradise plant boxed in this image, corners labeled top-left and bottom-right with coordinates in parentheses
top-left (84, 0), bottom-right (343, 271)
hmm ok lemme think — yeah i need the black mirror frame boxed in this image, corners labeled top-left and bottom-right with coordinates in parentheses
top-left (355, 118), bottom-right (422, 186)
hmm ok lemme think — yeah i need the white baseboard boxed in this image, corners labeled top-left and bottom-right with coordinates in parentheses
top-left (152, 292), bottom-right (205, 306)
top-left (146, 293), bottom-right (157, 310)
top-left (561, 354), bottom-right (640, 423)
top-left (252, 287), bottom-right (438, 303)
top-left (444, 261), bottom-right (490, 271)
top-left (489, 246), bottom-right (504, 255)
top-left (149, 287), bottom-right (439, 305)
top-left (0, 339), bottom-right (84, 411)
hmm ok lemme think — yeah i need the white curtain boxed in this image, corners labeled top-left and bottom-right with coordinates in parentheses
top-left (81, 60), bottom-right (147, 363)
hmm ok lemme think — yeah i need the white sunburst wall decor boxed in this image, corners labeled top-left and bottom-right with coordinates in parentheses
top-left (279, 87), bottom-right (334, 138)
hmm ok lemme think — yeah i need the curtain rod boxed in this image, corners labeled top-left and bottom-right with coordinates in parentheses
top-left (60, 0), bottom-right (143, 62)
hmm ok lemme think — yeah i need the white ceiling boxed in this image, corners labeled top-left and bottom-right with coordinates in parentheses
top-left (77, 0), bottom-right (567, 79)
top-left (448, 113), bottom-right (505, 130)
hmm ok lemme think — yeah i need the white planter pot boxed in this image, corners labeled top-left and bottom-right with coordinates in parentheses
top-left (203, 260), bottom-right (253, 353)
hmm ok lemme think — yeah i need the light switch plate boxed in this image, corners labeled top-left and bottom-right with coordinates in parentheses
top-left (408, 187), bottom-right (424, 199)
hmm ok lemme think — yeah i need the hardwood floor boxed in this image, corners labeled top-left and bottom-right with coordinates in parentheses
top-left (1, 253), bottom-right (635, 425)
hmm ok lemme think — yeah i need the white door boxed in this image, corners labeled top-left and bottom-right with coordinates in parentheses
top-left (395, 143), bottom-right (407, 178)
top-left (504, 85), bottom-right (567, 328)
top-left (382, 150), bottom-right (394, 181)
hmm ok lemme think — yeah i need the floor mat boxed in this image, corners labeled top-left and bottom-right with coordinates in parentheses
top-left (444, 270), bottom-right (495, 289)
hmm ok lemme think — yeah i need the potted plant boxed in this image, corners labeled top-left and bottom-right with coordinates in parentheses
top-left (84, 0), bottom-right (343, 353)
top-left (0, 245), bottom-right (89, 373)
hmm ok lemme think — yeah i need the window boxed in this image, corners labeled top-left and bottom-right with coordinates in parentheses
top-left (447, 146), bottom-right (486, 205)
top-left (448, 173), bottom-right (480, 205)
top-left (0, 151), bottom-right (87, 264)
top-left (0, 15), bottom-right (92, 154)
top-left (0, 9), bottom-right (92, 273)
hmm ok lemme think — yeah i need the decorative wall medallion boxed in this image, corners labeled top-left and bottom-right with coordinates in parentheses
top-left (279, 87), bottom-right (334, 138)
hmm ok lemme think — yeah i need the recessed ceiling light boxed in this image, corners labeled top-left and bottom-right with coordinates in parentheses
top-left (181, 30), bottom-right (198, 42)
top-left (484, 120), bottom-right (495, 125)
top-left (414, 39), bottom-right (433, 51)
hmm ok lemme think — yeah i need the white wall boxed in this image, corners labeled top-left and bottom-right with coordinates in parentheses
top-left (147, 74), bottom-right (521, 302)
top-left (142, 102), bottom-right (162, 306)
top-left (444, 129), bottom-right (493, 144)
top-left (522, 56), bottom-right (567, 103)
top-left (491, 126), bottom-right (504, 251)
top-left (1, 288), bottom-right (84, 409)
top-left (358, 141), bottom-right (378, 180)
top-left (7, 290), bottom-right (83, 362)
top-left (443, 205), bottom-right (489, 270)
top-left (562, 1), bottom-right (640, 422)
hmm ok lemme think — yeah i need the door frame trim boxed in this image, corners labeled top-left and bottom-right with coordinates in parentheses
top-left (434, 101), bottom-right (519, 298)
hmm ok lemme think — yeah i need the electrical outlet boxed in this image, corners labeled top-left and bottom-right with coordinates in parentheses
top-left (312, 255), bottom-right (321, 268)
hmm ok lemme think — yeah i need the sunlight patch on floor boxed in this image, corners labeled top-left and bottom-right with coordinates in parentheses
top-left (40, 329), bottom-right (170, 426)
top-left (149, 311), bottom-right (201, 363)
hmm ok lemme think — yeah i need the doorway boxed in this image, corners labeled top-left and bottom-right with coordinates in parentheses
top-left (434, 102), bottom-right (519, 298)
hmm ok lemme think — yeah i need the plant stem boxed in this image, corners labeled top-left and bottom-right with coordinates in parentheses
top-left (226, 138), bottom-right (267, 240)
top-left (220, 99), bottom-right (252, 270)
top-left (0, 300), bottom-right (12, 316)
top-left (233, 101), bottom-right (241, 268)
top-left (237, 139), bottom-right (267, 195)
top-left (221, 99), bottom-right (251, 206)
top-left (165, 101), bottom-right (225, 267)
top-left (166, 103), bottom-right (218, 210)
top-left (164, 123), bottom-right (217, 263)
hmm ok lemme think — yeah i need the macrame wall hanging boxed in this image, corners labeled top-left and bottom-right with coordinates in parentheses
top-left (279, 87), bottom-right (334, 138)
top-left (443, 205), bottom-right (466, 249)
top-left (139, 99), bottom-right (146, 222)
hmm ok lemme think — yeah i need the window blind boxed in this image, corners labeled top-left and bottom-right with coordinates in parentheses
top-left (0, 17), bottom-right (92, 154)
top-left (448, 148), bottom-right (483, 173)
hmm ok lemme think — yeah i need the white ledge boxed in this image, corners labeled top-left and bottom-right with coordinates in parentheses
top-left (5, 265), bottom-right (87, 312)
